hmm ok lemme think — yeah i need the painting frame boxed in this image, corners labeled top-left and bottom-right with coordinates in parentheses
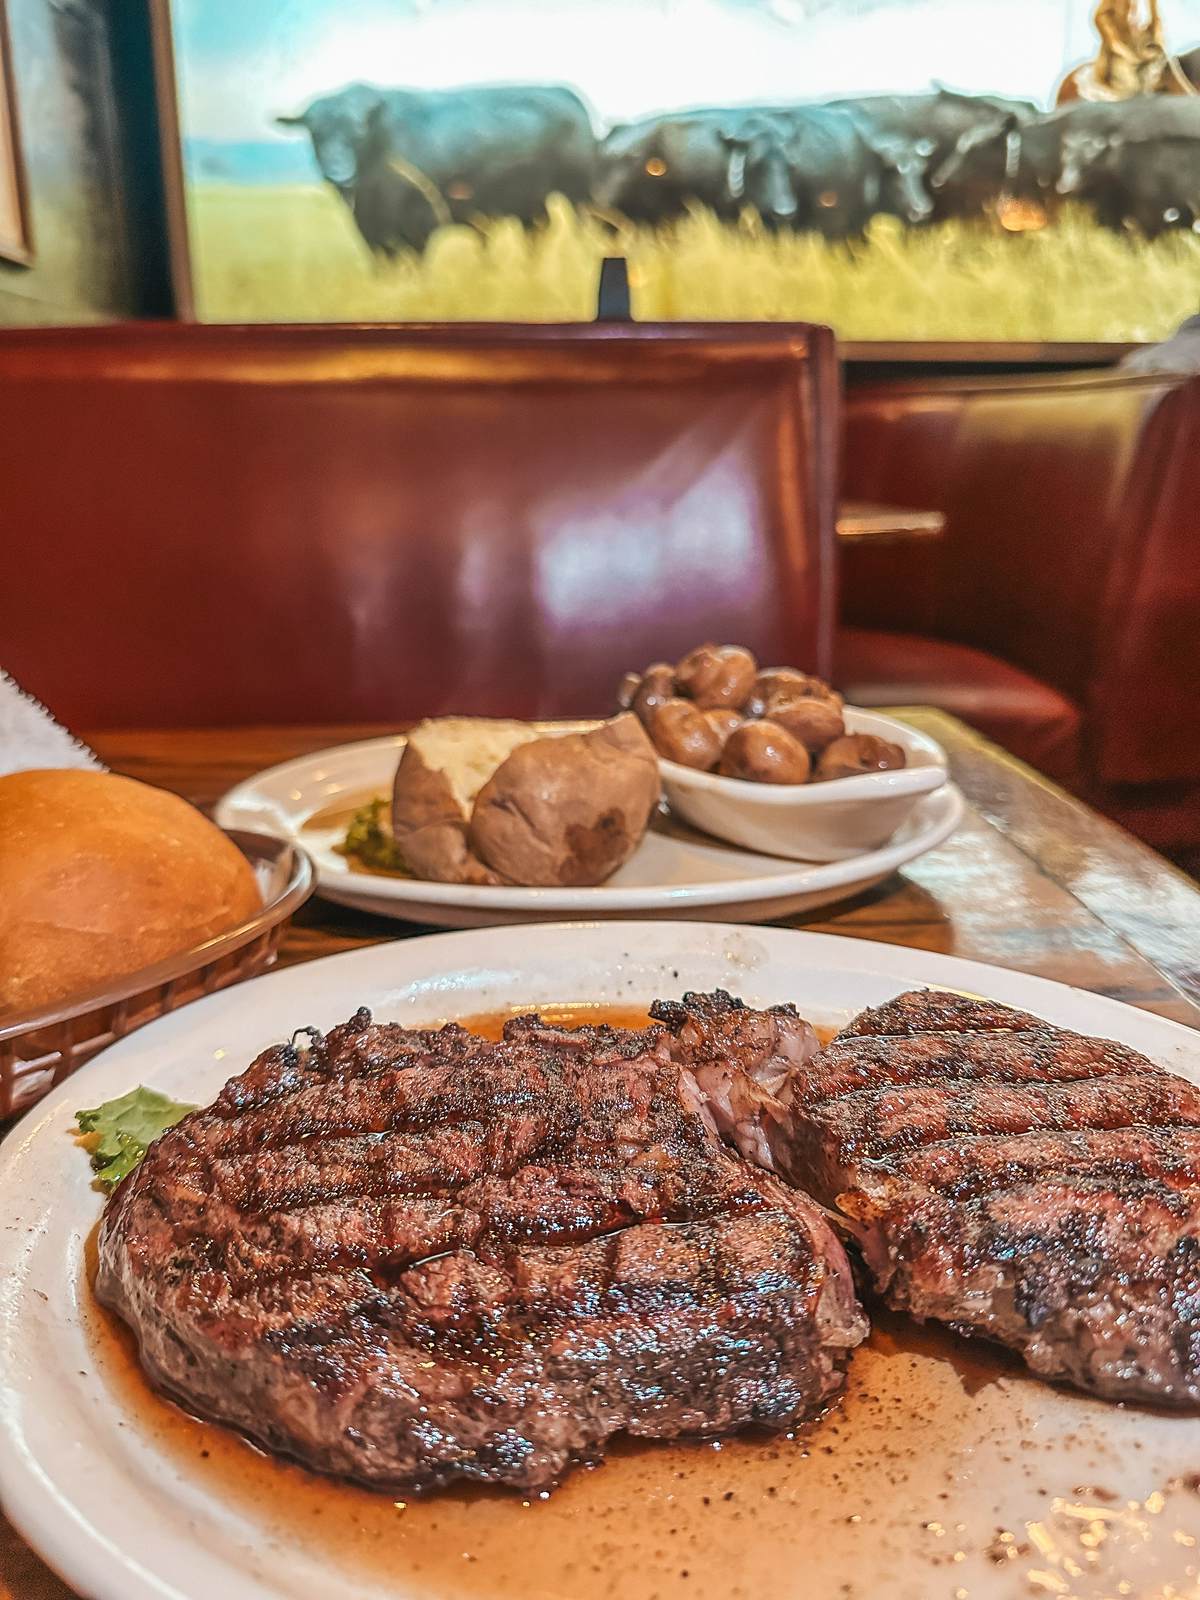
top-left (149, 0), bottom-right (196, 319)
top-left (0, 0), bottom-right (33, 268)
top-left (151, 0), bottom-right (1164, 362)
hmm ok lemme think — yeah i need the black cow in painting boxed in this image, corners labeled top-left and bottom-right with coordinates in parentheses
top-left (938, 97), bottom-right (1200, 237)
top-left (595, 110), bottom-right (799, 227)
top-left (1056, 97), bottom-right (1200, 236)
top-left (773, 105), bottom-right (934, 235)
top-left (276, 83), bottom-right (382, 196)
top-left (830, 90), bottom-right (1041, 221)
top-left (596, 104), bottom-right (933, 237)
top-left (927, 107), bottom-right (1070, 226)
top-left (277, 83), bottom-right (597, 255)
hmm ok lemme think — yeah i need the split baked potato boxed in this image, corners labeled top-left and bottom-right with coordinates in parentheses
top-left (391, 714), bottom-right (660, 887)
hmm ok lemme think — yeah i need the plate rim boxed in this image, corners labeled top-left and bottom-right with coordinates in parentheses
top-left (3, 921), bottom-right (1198, 1600)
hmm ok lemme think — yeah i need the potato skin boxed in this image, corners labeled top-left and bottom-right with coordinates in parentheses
top-left (391, 744), bottom-right (504, 886)
top-left (471, 715), bottom-right (660, 887)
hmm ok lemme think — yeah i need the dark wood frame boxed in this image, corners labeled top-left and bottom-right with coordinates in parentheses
top-left (842, 340), bottom-right (1130, 367)
top-left (0, 0), bottom-right (32, 267)
top-left (147, 0), bottom-right (194, 319)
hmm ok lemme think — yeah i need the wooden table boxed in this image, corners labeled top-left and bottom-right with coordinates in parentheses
top-left (4, 708), bottom-right (1200, 1599)
top-left (836, 501), bottom-right (946, 544)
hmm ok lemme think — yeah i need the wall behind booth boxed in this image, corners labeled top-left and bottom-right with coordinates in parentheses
top-left (0, 0), bottom-right (166, 324)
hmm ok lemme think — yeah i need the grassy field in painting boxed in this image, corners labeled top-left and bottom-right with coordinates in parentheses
top-left (188, 181), bottom-right (1200, 341)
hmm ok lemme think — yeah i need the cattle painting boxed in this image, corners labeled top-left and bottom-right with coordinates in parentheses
top-left (173, 0), bottom-right (1200, 342)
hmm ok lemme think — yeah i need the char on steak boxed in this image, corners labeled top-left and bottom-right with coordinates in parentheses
top-left (96, 1007), bottom-right (866, 1494)
top-left (652, 989), bottom-right (1200, 1407)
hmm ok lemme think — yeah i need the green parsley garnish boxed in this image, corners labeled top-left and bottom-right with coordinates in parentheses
top-left (76, 1087), bottom-right (197, 1192)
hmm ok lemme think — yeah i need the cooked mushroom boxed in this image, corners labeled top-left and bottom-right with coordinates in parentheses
top-left (648, 699), bottom-right (724, 770)
top-left (745, 668), bottom-right (843, 719)
top-left (765, 694), bottom-right (845, 754)
top-left (703, 708), bottom-right (744, 749)
top-left (675, 644), bottom-right (758, 710)
top-left (718, 720), bottom-right (811, 785)
top-left (616, 670), bottom-right (643, 711)
top-left (632, 663), bottom-right (678, 725)
top-left (814, 733), bottom-right (908, 782)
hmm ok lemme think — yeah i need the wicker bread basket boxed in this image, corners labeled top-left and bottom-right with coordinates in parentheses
top-left (0, 830), bottom-right (313, 1120)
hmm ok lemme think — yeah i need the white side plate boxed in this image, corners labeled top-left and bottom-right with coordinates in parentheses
top-left (215, 732), bottom-right (964, 925)
top-left (1, 923), bottom-right (1199, 1600)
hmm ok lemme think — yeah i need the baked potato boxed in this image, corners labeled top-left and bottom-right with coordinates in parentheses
top-left (392, 715), bottom-right (660, 887)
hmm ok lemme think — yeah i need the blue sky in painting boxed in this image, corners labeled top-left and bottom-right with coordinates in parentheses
top-left (172, 0), bottom-right (1200, 146)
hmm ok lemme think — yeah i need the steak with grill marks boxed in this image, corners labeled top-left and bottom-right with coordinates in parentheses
top-left (96, 1007), bottom-right (867, 1494)
top-left (652, 989), bottom-right (1200, 1407)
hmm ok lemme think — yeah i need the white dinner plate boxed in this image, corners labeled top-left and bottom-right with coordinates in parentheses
top-left (2, 923), bottom-right (1199, 1600)
top-left (214, 732), bottom-right (964, 925)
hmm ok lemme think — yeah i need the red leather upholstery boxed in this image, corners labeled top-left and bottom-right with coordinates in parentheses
top-left (837, 627), bottom-right (1084, 787)
top-left (841, 366), bottom-right (1200, 851)
top-left (0, 324), bottom-right (837, 729)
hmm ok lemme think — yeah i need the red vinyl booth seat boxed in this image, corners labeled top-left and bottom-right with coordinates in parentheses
top-left (839, 366), bottom-right (1200, 853)
top-left (837, 629), bottom-right (1084, 787)
top-left (0, 323), bottom-right (837, 731)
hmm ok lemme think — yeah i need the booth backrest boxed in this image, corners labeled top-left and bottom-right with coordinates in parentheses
top-left (842, 366), bottom-right (1200, 786)
top-left (0, 323), bottom-right (837, 729)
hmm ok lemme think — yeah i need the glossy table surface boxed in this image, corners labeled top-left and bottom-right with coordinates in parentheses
top-left (3, 707), bottom-right (1200, 1599)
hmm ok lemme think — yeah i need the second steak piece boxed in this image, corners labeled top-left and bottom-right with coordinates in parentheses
top-left (787, 990), bottom-right (1200, 1406)
top-left (653, 989), bottom-right (1200, 1407)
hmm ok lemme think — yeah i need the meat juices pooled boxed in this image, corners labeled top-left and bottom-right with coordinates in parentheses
top-left (97, 1008), bottom-right (866, 1495)
top-left (655, 989), bottom-right (1200, 1408)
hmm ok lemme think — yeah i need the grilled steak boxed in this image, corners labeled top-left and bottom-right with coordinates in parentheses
top-left (654, 989), bottom-right (1200, 1407)
top-left (96, 1007), bottom-right (866, 1494)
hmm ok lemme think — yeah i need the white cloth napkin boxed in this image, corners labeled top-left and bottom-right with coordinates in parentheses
top-left (0, 670), bottom-right (104, 776)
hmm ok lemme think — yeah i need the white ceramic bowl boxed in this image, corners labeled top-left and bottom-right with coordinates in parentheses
top-left (659, 707), bottom-right (949, 862)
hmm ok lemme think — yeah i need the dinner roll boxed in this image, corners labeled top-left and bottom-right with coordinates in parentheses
top-left (0, 769), bottom-right (262, 1017)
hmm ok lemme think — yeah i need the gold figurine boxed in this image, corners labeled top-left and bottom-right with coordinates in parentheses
top-left (1057, 0), bottom-right (1194, 102)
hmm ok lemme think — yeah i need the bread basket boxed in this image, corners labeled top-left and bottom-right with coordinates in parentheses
top-left (0, 830), bottom-right (314, 1120)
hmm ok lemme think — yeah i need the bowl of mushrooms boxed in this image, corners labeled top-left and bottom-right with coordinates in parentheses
top-left (617, 645), bottom-right (949, 862)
